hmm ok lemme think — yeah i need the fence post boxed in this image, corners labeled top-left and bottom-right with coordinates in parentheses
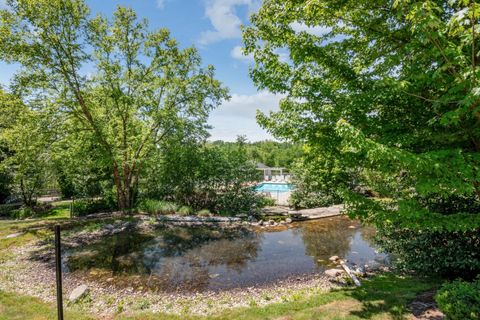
top-left (55, 225), bottom-right (64, 320)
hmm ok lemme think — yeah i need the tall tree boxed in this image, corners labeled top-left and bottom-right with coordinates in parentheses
top-left (244, 0), bottom-right (480, 275)
top-left (0, 90), bottom-right (54, 206)
top-left (0, 0), bottom-right (228, 209)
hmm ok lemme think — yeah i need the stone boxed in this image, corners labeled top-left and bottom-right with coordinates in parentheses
top-left (348, 225), bottom-right (356, 229)
top-left (103, 224), bottom-right (114, 230)
top-left (329, 255), bottom-right (340, 262)
top-left (4, 232), bottom-right (23, 239)
top-left (285, 218), bottom-right (293, 223)
top-left (69, 285), bottom-right (89, 303)
top-left (324, 268), bottom-right (344, 277)
top-left (258, 220), bottom-right (264, 226)
top-left (268, 219), bottom-right (275, 225)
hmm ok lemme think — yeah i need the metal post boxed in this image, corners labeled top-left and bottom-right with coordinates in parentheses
top-left (55, 225), bottom-right (64, 320)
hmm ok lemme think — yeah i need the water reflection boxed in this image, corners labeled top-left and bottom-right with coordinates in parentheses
top-left (64, 217), bottom-right (386, 292)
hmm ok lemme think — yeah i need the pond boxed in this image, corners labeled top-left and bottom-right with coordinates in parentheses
top-left (64, 217), bottom-right (387, 293)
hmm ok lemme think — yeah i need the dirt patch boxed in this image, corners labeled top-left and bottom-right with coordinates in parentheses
top-left (409, 290), bottom-right (444, 320)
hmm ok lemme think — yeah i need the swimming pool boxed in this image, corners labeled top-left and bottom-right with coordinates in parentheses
top-left (255, 183), bottom-right (294, 193)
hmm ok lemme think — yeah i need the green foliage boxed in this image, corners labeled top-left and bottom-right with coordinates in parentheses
top-left (138, 199), bottom-right (178, 215)
top-left (177, 206), bottom-right (193, 216)
top-left (196, 209), bottom-right (212, 217)
top-left (143, 139), bottom-right (262, 215)
top-left (212, 139), bottom-right (302, 168)
top-left (0, 1), bottom-right (228, 210)
top-left (0, 90), bottom-right (55, 207)
top-left (289, 153), bottom-right (345, 209)
top-left (72, 199), bottom-right (113, 217)
top-left (375, 225), bottom-right (480, 278)
top-left (244, 0), bottom-right (480, 276)
top-left (257, 196), bottom-right (275, 208)
top-left (435, 277), bottom-right (480, 320)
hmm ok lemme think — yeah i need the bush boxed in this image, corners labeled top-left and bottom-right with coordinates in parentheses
top-left (4, 203), bottom-right (53, 219)
top-left (72, 199), bottom-right (113, 217)
top-left (257, 196), bottom-right (275, 207)
top-left (289, 190), bottom-right (338, 209)
top-left (197, 209), bottom-right (212, 217)
top-left (0, 203), bottom-right (22, 218)
top-left (215, 188), bottom-right (261, 215)
top-left (375, 226), bottom-right (480, 279)
top-left (177, 206), bottom-right (193, 216)
top-left (435, 277), bottom-right (480, 320)
top-left (139, 199), bottom-right (178, 215)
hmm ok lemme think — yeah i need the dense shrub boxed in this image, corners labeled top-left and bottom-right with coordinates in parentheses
top-left (435, 277), bottom-right (480, 320)
top-left (5, 203), bottom-right (53, 219)
top-left (138, 199), bottom-right (178, 215)
top-left (177, 206), bottom-right (193, 216)
top-left (197, 209), bottom-right (212, 217)
top-left (142, 140), bottom-right (262, 215)
top-left (0, 203), bottom-right (21, 218)
top-left (72, 199), bottom-right (113, 217)
top-left (290, 190), bottom-right (338, 209)
top-left (375, 226), bottom-right (480, 279)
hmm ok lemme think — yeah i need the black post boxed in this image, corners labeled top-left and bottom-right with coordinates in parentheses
top-left (54, 225), bottom-right (64, 320)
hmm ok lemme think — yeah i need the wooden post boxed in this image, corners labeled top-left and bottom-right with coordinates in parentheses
top-left (55, 225), bottom-right (64, 320)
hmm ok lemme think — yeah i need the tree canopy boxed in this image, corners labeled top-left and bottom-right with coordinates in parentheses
top-left (0, 0), bottom-right (229, 209)
top-left (244, 0), bottom-right (480, 276)
top-left (244, 0), bottom-right (480, 225)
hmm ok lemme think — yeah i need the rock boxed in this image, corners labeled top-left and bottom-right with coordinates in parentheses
top-left (235, 213), bottom-right (248, 219)
top-left (285, 218), bottom-right (293, 223)
top-left (4, 232), bottom-right (24, 239)
top-left (268, 219), bottom-right (275, 225)
top-left (348, 225), bottom-right (356, 229)
top-left (69, 285), bottom-right (89, 303)
top-left (324, 268), bottom-right (344, 277)
top-left (329, 255), bottom-right (340, 262)
top-left (103, 224), bottom-right (114, 230)
top-left (258, 220), bottom-right (264, 226)
top-left (354, 266), bottom-right (366, 277)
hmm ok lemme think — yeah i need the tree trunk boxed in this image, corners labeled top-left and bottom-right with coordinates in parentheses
top-left (112, 162), bottom-right (136, 211)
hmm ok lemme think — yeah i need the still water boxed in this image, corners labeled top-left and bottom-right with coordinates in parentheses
top-left (64, 217), bottom-right (386, 292)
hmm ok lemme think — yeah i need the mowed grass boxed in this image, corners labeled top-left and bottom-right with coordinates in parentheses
top-left (0, 274), bottom-right (437, 320)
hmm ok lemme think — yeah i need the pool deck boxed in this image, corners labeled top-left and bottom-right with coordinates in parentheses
top-left (262, 204), bottom-right (344, 220)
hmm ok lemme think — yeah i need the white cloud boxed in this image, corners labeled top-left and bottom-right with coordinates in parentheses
top-left (290, 22), bottom-right (331, 37)
top-left (208, 90), bottom-right (285, 141)
top-left (156, 0), bottom-right (166, 9)
top-left (230, 45), bottom-right (254, 63)
top-left (199, 0), bottom-right (259, 45)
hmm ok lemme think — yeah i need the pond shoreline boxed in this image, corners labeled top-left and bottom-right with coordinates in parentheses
top-left (0, 240), bottom-right (340, 316)
top-left (0, 211), bottom-right (387, 317)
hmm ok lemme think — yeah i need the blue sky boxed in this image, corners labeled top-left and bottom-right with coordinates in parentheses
top-left (0, 0), bottom-right (284, 141)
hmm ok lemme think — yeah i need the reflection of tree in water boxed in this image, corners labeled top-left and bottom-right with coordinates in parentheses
top-left (296, 217), bottom-right (358, 265)
top-left (65, 225), bottom-right (261, 292)
top-left (359, 225), bottom-right (377, 246)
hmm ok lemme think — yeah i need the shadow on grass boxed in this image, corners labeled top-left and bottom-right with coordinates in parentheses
top-left (340, 273), bottom-right (439, 319)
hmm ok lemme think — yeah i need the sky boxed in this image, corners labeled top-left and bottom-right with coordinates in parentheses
top-left (0, 0), bottom-right (284, 142)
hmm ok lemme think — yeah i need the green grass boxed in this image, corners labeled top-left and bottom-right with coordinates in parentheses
top-left (0, 291), bottom-right (93, 320)
top-left (0, 274), bottom-right (438, 320)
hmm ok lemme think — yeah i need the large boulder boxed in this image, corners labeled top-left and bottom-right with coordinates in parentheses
top-left (69, 284), bottom-right (89, 303)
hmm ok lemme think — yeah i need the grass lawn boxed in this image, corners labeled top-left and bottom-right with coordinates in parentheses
top-left (0, 201), bottom-right (439, 319)
top-left (0, 274), bottom-right (437, 320)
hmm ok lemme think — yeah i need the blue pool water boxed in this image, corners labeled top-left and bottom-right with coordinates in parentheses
top-left (255, 183), bottom-right (294, 193)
